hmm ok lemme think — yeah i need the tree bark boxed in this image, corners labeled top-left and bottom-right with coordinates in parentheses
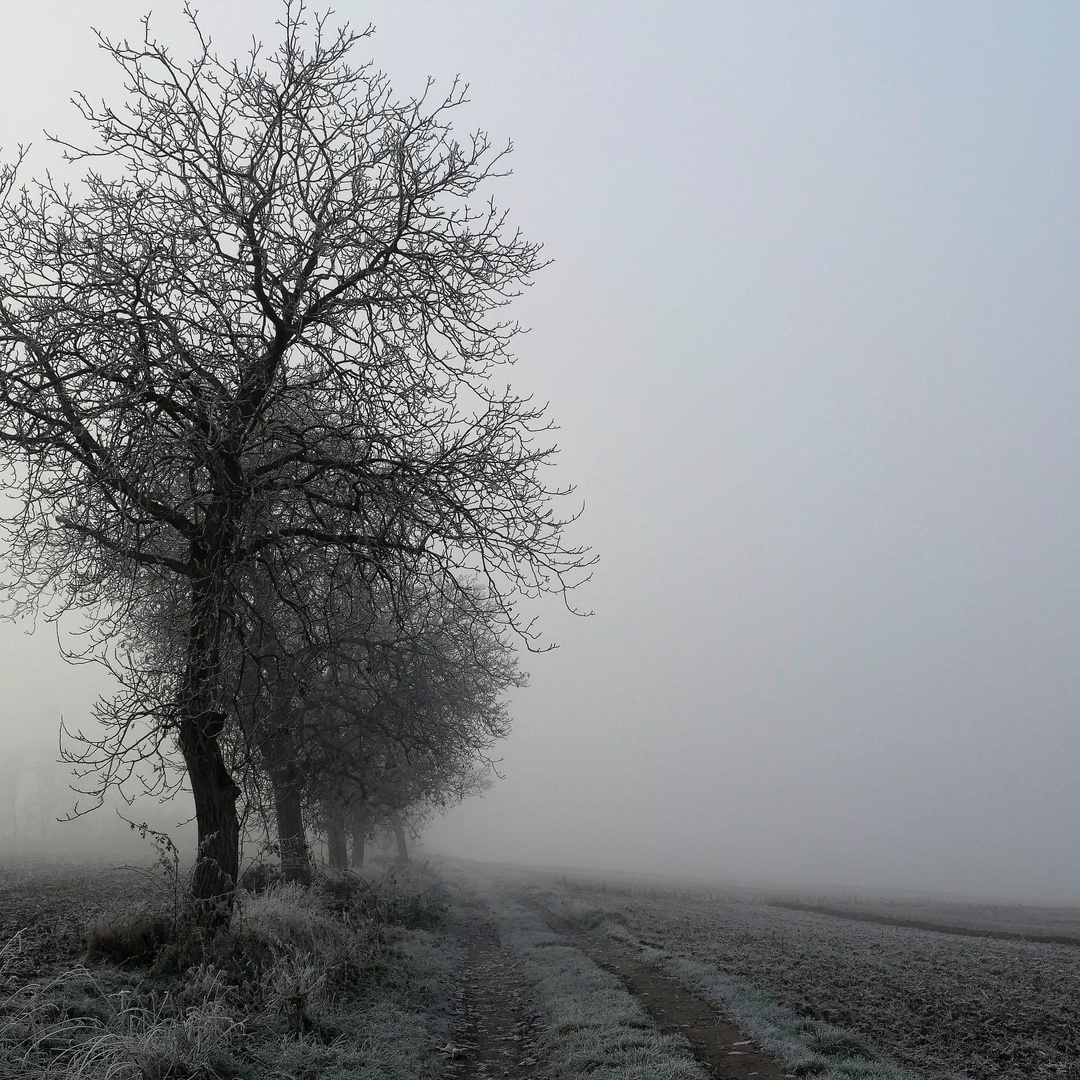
top-left (391, 813), bottom-right (409, 864)
top-left (181, 558), bottom-right (241, 920)
top-left (270, 768), bottom-right (311, 885)
top-left (326, 805), bottom-right (348, 870)
top-left (178, 712), bottom-right (240, 919)
top-left (247, 643), bottom-right (311, 887)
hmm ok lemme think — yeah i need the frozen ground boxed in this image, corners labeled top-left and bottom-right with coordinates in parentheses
top-left (0, 856), bottom-right (145, 978)
top-left (768, 896), bottom-right (1080, 945)
top-left (518, 869), bottom-right (1080, 1080)
top-left (4, 854), bottom-right (1075, 1079)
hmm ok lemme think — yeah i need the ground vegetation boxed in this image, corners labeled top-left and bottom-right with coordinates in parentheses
top-left (0, 854), bottom-right (459, 1079)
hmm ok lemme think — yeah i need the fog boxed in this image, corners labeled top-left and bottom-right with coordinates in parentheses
top-left (1, 2), bottom-right (1078, 902)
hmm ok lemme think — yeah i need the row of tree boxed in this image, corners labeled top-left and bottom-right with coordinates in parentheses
top-left (235, 565), bottom-right (523, 884)
top-left (0, 3), bottom-right (588, 918)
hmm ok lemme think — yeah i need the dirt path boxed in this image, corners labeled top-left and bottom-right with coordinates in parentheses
top-left (447, 874), bottom-right (792, 1080)
top-left (448, 894), bottom-right (544, 1079)
top-left (529, 901), bottom-right (793, 1080)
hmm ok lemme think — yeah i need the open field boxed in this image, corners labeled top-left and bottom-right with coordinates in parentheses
top-left (766, 894), bottom-right (1080, 946)
top-left (505, 866), bottom-right (1080, 1080)
top-left (0, 855), bottom-right (147, 978)
top-left (2, 855), bottom-right (1078, 1079)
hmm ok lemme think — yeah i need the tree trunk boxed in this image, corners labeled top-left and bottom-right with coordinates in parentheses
top-left (349, 805), bottom-right (368, 869)
top-left (391, 813), bottom-right (409, 864)
top-left (326, 806), bottom-right (348, 871)
top-left (181, 559), bottom-right (241, 921)
top-left (270, 769), bottom-right (311, 885)
top-left (179, 712), bottom-right (240, 919)
top-left (250, 651), bottom-right (311, 887)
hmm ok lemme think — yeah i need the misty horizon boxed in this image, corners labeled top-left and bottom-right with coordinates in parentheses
top-left (0, 1), bottom-right (1078, 907)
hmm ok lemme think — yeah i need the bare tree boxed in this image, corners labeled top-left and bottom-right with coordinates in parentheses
top-left (0, 4), bottom-right (590, 913)
top-left (254, 566), bottom-right (518, 874)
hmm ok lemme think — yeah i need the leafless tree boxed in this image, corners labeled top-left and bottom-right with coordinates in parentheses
top-left (254, 566), bottom-right (519, 875)
top-left (0, 3), bottom-right (590, 913)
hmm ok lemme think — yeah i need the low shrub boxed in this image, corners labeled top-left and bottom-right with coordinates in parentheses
top-left (805, 1024), bottom-right (876, 1060)
top-left (234, 880), bottom-right (382, 1001)
top-left (0, 967), bottom-right (243, 1079)
top-left (237, 862), bottom-right (284, 896)
top-left (84, 916), bottom-right (174, 968)
top-left (339, 865), bottom-right (450, 930)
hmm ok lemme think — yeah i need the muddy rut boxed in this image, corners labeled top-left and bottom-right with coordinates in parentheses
top-left (531, 901), bottom-right (793, 1080)
top-left (449, 894), bottom-right (544, 1079)
top-left (451, 878), bottom-right (792, 1080)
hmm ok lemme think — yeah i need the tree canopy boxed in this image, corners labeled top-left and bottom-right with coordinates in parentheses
top-left (0, 3), bottom-right (590, 912)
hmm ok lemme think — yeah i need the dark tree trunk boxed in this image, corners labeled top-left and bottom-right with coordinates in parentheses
top-left (178, 712), bottom-right (240, 919)
top-left (326, 807), bottom-right (348, 870)
top-left (250, 649), bottom-right (311, 887)
top-left (391, 813), bottom-right (409, 864)
top-left (349, 805), bottom-right (368, 869)
top-left (270, 769), bottom-right (311, 885)
top-left (181, 556), bottom-right (241, 921)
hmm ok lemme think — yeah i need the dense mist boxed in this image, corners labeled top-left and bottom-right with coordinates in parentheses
top-left (1, 2), bottom-right (1078, 904)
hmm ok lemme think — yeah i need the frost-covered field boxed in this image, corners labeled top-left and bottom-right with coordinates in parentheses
top-left (542, 875), bottom-right (1080, 1080)
top-left (0, 856), bottom-right (145, 977)
top-left (769, 896), bottom-right (1080, 945)
top-left (477, 887), bottom-right (708, 1080)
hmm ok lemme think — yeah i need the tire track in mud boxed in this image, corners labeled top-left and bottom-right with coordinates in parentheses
top-left (448, 893), bottom-right (545, 1079)
top-left (523, 897), bottom-right (793, 1080)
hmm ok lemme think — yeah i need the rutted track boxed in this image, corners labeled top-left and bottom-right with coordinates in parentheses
top-left (526, 897), bottom-right (792, 1080)
top-left (449, 894), bottom-right (544, 1079)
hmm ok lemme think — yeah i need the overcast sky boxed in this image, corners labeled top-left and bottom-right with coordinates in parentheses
top-left (1, 2), bottom-right (1079, 902)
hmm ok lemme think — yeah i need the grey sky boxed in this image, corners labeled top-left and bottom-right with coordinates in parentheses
top-left (1, 2), bottom-right (1078, 901)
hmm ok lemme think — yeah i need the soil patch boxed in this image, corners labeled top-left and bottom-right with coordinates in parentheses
top-left (449, 895), bottom-right (544, 1079)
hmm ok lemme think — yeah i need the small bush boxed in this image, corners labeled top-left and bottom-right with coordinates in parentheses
top-left (11, 973), bottom-right (243, 1079)
top-left (369, 888), bottom-right (446, 930)
top-left (257, 943), bottom-right (329, 1034)
top-left (238, 882), bottom-right (361, 955)
top-left (85, 916), bottom-right (174, 968)
top-left (336, 867), bottom-right (450, 930)
top-left (238, 862), bottom-right (283, 895)
top-left (806, 1025), bottom-right (876, 1060)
